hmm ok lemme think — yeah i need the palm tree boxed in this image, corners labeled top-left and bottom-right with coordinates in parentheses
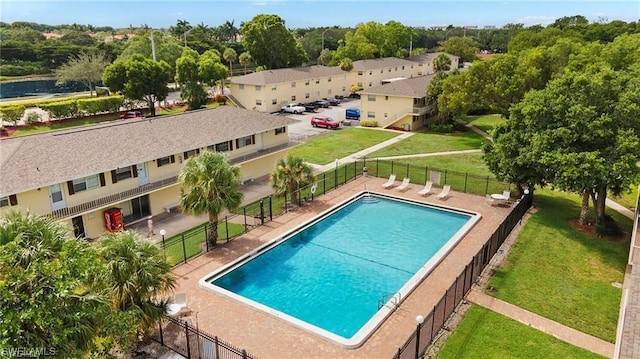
top-left (223, 47), bottom-right (237, 75)
top-left (270, 155), bottom-right (315, 205)
top-left (98, 230), bottom-right (176, 339)
top-left (239, 52), bottom-right (252, 74)
top-left (433, 53), bottom-right (452, 72)
top-left (178, 151), bottom-right (244, 247)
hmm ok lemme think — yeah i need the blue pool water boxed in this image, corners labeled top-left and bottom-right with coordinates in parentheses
top-left (210, 194), bottom-right (473, 341)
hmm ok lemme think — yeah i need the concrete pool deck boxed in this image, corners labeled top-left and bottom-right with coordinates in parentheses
top-left (168, 176), bottom-right (514, 359)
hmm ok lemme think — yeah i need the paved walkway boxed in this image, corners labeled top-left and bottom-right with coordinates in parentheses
top-left (467, 290), bottom-right (615, 358)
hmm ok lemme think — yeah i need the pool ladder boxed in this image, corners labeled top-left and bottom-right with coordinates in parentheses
top-left (378, 291), bottom-right (402, 311)
top-left (362, 183), bottom-right (379, 204)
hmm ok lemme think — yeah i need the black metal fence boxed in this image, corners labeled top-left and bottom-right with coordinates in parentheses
top-left (154, 315), bottom-right (259, 359)
top-left (391, 190), bottom-right (533, 359)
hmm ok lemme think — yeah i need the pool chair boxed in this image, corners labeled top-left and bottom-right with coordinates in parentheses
top-left (502, 190), bottom-right (511, 203)
top-left (396, 177), bottom-right (411, 191)
top-left (437, 185), bottom-right (451, 200)
top-left (485, 194), bottom-right (495, 206)
top-left (418, 181), bottom-right (433, 196)
top-left (381, 174), bottom-right (396, 189)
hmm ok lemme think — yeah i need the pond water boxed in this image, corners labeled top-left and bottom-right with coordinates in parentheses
top-left (0, 79), bottom-right (89, 99)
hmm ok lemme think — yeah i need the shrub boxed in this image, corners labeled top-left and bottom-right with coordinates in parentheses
top-left (0, 105), bottom-right (26, 126)
top-left (25, 112), bottom-right (42, 124)
top-left (40, 100), bottom-right (79, 119)
top-left (359, 120), bottom-right (378, 127)
top-left (429, 122), bottom-right (454, 133)
top-left (212, 94), bottom-right (228, 104)
top-left (77, 96), bottom-right (124, 115)
top-left (595, 215), bottom-right (623, 237)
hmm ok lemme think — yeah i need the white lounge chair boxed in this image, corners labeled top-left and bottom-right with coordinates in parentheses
top-left (486, 194), bottom-right (495, 205)
top-left (396, 177), bottom-right (411, 191)
top-left (437, 185), bottom-right (451, 200)
top-left (382, 174), bottom-right (396, 189)
top-left (418, 181), bottom-right (433, 196)
top-left (502, 190), bottom-right (511, 202)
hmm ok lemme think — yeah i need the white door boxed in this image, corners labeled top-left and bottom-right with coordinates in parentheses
top-left (137, 163), bottom-right (149, 185)
top-left (255, 133), bottom-right (263, 151)
top-left (49, 183), bottom-right (66, 211)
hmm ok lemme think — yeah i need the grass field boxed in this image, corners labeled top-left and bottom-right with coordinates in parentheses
top-left (465, 114), bottom-right (505, 135)
top-left (287, 128), bottom-right (400, 165)
top-left (486, 189), bottom-right (630, 342)
top-left (11, 113), bottom-right (122, 136)
top-left (438, 305), bottom-right (605, 359)
top-left (163, 221), bottom-right (245, 266)
top-left (365, 130), bottom-right (488, 158)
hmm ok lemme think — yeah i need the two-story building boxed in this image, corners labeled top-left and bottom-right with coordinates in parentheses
top-left (350, 57), bottom-right (418, 90)
top-left (358, 75), bottom-right (436, 130)
top-left (407, 52), bottom-right (460, 75)
top-left (0, 106), bottom-right (296, 239)
top-left (229, 65), bottom-right (350, 113)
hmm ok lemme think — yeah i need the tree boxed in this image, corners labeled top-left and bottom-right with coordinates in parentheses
top-left (241, 14), bottom-right (308, 69)
top-left (436, 36), bottom-right (478, 62)
top-left (432, 53), bottom-right (452, 72)
top-left (339, 57), bottom-right (353, 71)
top-left (223, 47), bottom-right (237, 74)
top-left (0, 211), bottom-right (108, 356)
top-left (270, 155), bottom-right (315, 205)
top-left (317, 48), bottom-right (332, 66)
top-left (178, 151), bottom-right (244, 247)
top-left (169, 19), bottom-right (192, 45)
top-left (117, 31), bottom-right (184, 76)
top-left (102, 54), bottom-right (172, 117)
top-left (238, 52), bottom-right (252, 74)
top-left (55, 52), bottom-right (110, 96)
top-left (97, 230), bottom-right (175, 344)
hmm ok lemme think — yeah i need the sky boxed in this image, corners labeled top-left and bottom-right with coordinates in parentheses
top-left (1, 0), bottom-right (639, 30)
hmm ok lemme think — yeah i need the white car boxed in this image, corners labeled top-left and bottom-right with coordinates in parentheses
top-left (281, 103), bottom-right (306, 114)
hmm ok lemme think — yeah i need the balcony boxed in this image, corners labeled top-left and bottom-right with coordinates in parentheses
top-left (229, 141), bottom-right (297, 165)
top-left (49, 175), bottom-right (178, 220)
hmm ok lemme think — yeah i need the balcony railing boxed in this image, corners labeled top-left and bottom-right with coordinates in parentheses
top-left (378, 106), bottom-right (430, 128)
top-left (229, 141), bottom-right (297, 165)
top-left (48, 175), bottom-right (178, 220)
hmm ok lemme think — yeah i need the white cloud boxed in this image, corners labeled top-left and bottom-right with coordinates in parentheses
top-left (516, 15), bottom-right (557, 26)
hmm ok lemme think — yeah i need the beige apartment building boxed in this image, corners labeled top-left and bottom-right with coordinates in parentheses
top-left (0, 106), bottom-right (295, 239)
top-left (359, 75), bottom-right (436, 130)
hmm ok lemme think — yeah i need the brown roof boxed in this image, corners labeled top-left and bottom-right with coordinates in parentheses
top-left (0, 107), bottom-right (295, 196)
top-left (230, 65), bottom-right (347, 86)
top-left (358, 75), bottom-right (436, 98)
top-left (407, 52), bottom-right (460, 63)
top-left (351, 57), bottom-right (416, 71)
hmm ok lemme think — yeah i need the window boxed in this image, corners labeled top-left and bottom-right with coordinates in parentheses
top-left (256, 99), bottom-right (262, 105)
top-left (367, 112), bottom-right (375, 118)
top-left (357, 82), bottom-right (363, 87)
top-left (315, 79), bottom-right (320, 84)
top-left (341, 86), bottom-right (346, 91)
top-left (210, 141), bottom-right (232, 152)
top-left (305, 80), bottom-right (309, 85)
top-left (239, 84), bottom-right (244, 89)
top-left (385, 96), bottom-right (389, 101)
top-left (411, 65), bottom-right (414, 69)
top-left (368, 71), bottom-right (372, 75)
top-left (157, 155), bottom-right (175, 167)
top-left (418, 63), bottom-right (423, 67)
top-left (327, 89), bottom-right (332, 94)
top-left (272, 85), bottom-right (277, 90)
top-left (183, 149), bottom-right (200, 159)
top-left (111, 166), bottom-right (135, 183)
top-left (418, 72), bottom-right (423, 76)
top-left (236, 135), bottom-right (255, 148)
top-left (72, 175), bottom-right (100, 193)
top-left (395, 67), bottom-right (398, 71)
top-left (291, 95), bottom-right (296, 101)
top-left (272, 99), bottom-right (277, 105)
top-left (275, 127), bottom-right (286, 135)
top-left (327, 77), bottom-right (332, 82)
top-left (368, 95), bottom-right (376, 102)
top-left (358, 71), bottom-right (363, 76)
top-left (255, 85), bottom-right (261, 91)
top-left (0, 195), bottom-right (17, 207)
top-left (291, 82), bottom-right (296, 88)
top-left (402, 66), bottom-right (405, 70)
top-left (368, 82), bottom-right (372, 87)
top-left (305, 93), bottom-right (310, 99)
top-left (388, 68), bottom-right (391, 72)
top-left (385, 113), bottom-right (388, 117)
top-left (380, 69), bottom-right (383, 73)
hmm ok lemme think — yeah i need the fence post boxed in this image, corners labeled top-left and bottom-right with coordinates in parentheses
top-left (376, 158), bottom-right (379, 177)
top-left (158, 320), bottom-right (164, 346)
top-left (406, 163), bottom-right (409, 179)
top-left (214, 336), bottom-right (220, 359)
top-left (343, 164), bottom-right (347, 185)
top-left (485, 176), bottom-right (489, 195)
top-left (243, 207), bottom-right (247, 232)
top-left (182, 233), bottom-right (188, 264)
top-left (322, 173), bottom-right (326, 195)
top-left (269, 196), bottom-right (273, 221)
top-left (184, 321), bottom-right (191, 359)
top-left (225, 216), bottom-right (229, 241)
top-left (444, 169), bottom-right (448, 184)
top-left (464, 172), bottom-right (468, 193)
top-left (243, 349), bottom-right (248, 359)
top-left (425, 166), bottom-right (428, 184)
top-left (204, 223), bottom-right (209, 252)
top-left (260, 200), bottom-right (265, 225)
top-left (391, 160), bottom-right (394, 175)
top-left (284, 191), bottom-right (288, 213)
top-left (354, 159), bottom-right (357, 179)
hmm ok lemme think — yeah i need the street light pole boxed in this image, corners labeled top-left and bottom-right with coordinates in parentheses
top-left (159, 229), bottom-right (166, 258)
top-left (415, 314), bottom-right (424, 359)
top-left (321, 28), bottom-right (329, 50)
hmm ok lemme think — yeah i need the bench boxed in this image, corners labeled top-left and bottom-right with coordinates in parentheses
top-left (164, 202), bottom-right (180, 213)
top-left (240, 177), bottom-right (254, 185)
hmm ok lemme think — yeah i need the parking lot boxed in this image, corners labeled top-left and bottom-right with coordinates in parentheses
top-left (282, 98), bottom-right (361, 139)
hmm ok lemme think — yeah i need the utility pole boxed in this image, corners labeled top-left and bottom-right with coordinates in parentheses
top-left (150, 32), bottom-right (157, 61)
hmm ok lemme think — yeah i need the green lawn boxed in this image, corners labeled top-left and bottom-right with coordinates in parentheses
top-left (163, 221), bottom-right (245, 266)
top-left (288, 128), bottom-right (400, 165)
top-left (11, 113), bottom-right (122, 137)
top-left (610, 184), bottom-right (639, 211)
top-left (366, 130), bottom-right (488, 158)
top-left (487, 189), bottom-right (631, 342)
top-left (438, 305), bottom-right (605, 359)
top-left (465, 114), bottom-right (505, 136)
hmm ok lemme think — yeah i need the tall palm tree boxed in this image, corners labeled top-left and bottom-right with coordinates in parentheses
top-left (223, 47), bottom-right (237, 75)
top-left (178, 151), bottom-right (244, 247)
top-left (270, 155), bottom-right (315, 204)
top-left (98, 230), bottom-right (175, 338)
top-left (239, 52), bottom-right (252, 74)
top-left (433, 53), bottom-right (452, 72)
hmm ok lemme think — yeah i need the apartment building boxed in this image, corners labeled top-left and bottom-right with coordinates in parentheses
top-left (0, 106), bottom-right (296, 239)
top-left (229, 65), bottom-right (350, 113)
top-left (407, 52), bottom-right (460, 76)
top-left (359, 75), bottom-right (436, 130)
top-left (350, 57), bottom-right (417, 90)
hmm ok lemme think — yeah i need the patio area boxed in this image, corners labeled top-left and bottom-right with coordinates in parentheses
top-left (165, 176), bottom-right (514, 359)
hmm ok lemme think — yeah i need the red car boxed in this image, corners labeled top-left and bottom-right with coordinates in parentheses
top-left (120, 111), bottom-right (143, 119)
top-left (311, 116), bottom-right (340, 129)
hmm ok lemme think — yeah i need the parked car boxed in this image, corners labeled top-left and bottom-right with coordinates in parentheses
top-left (345, 107), bottom-right (360, 120)
top-left (121, 111), bottom-right (143, 119)
top-left (323, 97), bottom-right (340, 106)
top-left (334, 95), bottom-right (345, 100)
top-left (311, 116), bottom-right (340, 129)
top-left (348, 93), bottom-right (361, 99)
top-left (297, 102), bottom-right (318, 112)
top-left (281, 103), bottom-right (306, 114)
top-left (313, 99), bottom-right (330, 108)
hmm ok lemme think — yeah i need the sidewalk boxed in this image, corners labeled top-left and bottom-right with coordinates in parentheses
top-left (467, 290), bottom-right (615, 358)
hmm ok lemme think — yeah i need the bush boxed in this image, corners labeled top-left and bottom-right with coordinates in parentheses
top-left (359, 120), bottom-right (378, 127)
top-left (212, 94), bottom-right (228, 104)
top-left (429, 122), bottom-right (454, 133)
top-left (77, 96), bottom-right (124, 115)
top-left (0, 105), bottom-right (26, 125)
top-left (595, 215), bottom-right (623, 237)
top-left (25, 112), bottom-right (42, 124)
top-left (40, 100), bottom-right (79, 119)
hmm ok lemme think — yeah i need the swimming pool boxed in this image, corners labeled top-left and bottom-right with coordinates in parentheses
top-left (200, 192), bottom-right (480, 347)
